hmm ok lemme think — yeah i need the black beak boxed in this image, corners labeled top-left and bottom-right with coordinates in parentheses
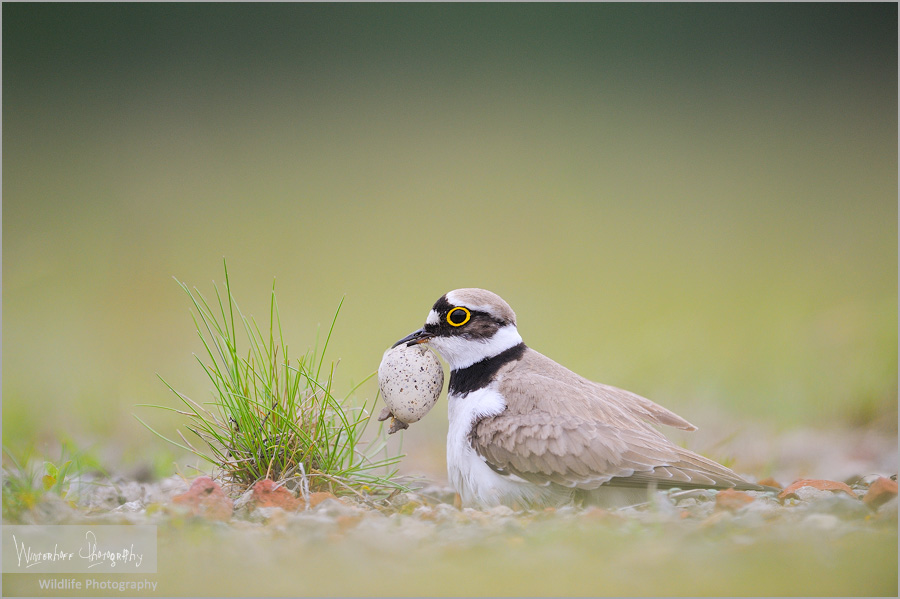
top-left (391, 328), bottom-right (432, 348)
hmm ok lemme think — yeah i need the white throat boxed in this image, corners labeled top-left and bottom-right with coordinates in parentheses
top-left (425, 324), bottom-right (523, 371)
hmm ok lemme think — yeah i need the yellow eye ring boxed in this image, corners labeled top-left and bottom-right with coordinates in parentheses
top-left (446, 306), bottom-right (471, 327)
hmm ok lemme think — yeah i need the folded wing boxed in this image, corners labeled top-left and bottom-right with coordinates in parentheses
top-left (469, 350), bottom-right (764, 491)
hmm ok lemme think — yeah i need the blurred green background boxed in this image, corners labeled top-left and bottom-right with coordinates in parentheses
top-left (3, 4), bottom-right (897, 479)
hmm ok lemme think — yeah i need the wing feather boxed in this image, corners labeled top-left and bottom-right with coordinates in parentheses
top-left (470, 349), bottom-right (764, 492)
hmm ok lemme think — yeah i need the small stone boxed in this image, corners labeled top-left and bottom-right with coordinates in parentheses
top-left (805, 494), bottom-right (870, 520)
top-left (778, 478), bottom-right (858, 501)
top-left (154, 476), bottom-right (190, 502)
top-left (250, 479), bottom-right (301, 511)
top-left (396, 501), bottom-right (424, 516)
top-left (233, 488), bottom-right (255, 513)
top-left (862, 477), bottom-right (898, 510)
top-left (757, 477), bottom-right (782, 489)
top-left (306, 491), bottom-right (338, 509)
top-left (171, 476), bottom-right (233, 521)
top-left (312, 498), bottom-right (361, 521)
top-left (699, 510), bottom-right (731, 528)
top-left (336, 514), bottom-right (363, 533)
top-left (803, 513), bottom-right (840, 530)
top-left (671, 489), bottom-right (717, 502)
top-left (388, 492), bottom-right (421, 509)
top-left (793, 487), bottom-right (839, 503)
top-left (113, 500), bottom-right (144, 513)
top-left (740, 497), bottom-right (781, 518)
top-left (254, 506), bottom-right (289, 526)
top-left (412, 505), bottom-right (436, 520)
top-left (875, 497), bottom-right (898, 522)
top-left (82, 485), bottom-right (125, 511)
top-left (715, 489), bottom-right (755, 512)
top-left (432, 503), bottom-right (461, 521)
top-left (488, 505), bottom-right (515, 517)
top-left (418, 485), bottom-right (458, 505)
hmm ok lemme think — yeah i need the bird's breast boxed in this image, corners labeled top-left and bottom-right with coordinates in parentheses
top-left (445, 387), bottom-right (509, 505)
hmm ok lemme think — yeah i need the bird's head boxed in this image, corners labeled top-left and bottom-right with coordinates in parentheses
top-left (393, 288), bottom-right (523, 371)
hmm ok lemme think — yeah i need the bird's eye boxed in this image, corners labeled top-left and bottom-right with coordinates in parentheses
top-left (446, 306), bottom-right (471, 327)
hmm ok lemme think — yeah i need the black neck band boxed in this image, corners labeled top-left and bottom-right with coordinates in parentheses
top-left (449, 343), bottom-right (527, 397)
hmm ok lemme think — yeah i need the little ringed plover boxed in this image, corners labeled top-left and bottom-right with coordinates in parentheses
top-left (393, 288), bottom-right (771, 509)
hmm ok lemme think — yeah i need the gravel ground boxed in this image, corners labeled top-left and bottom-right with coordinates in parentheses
top-left (4, 428), bottom-right (897, 597)
top-left (33, 471), bottom-right (900, 531)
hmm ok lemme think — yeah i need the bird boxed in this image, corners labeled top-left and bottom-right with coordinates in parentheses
top-left (392, 288), bottom-right (772, 509)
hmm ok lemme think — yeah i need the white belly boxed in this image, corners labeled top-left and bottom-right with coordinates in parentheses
top-left (446, 386), bottom-right (566, 509)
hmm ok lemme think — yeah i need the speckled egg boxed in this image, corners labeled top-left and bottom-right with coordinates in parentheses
top-left (377, 343), bottom-right (444, 429)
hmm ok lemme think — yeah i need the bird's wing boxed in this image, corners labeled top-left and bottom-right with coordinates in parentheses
top-left (469, 408), bottom-right (757, 490)
top-left (502, 348), bottom-right (699, 432)
top-left (471, 353), bottom-right (762, 491)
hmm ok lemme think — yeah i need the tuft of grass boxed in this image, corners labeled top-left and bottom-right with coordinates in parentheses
top-left (1, 441), bottom-right (101, 522)
top-left (137, 261), bottom-right (408, 500)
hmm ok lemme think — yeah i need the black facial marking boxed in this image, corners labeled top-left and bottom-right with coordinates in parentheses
top-left (449, 343), bottom-right (527, 397)
top-left (432, 295), bottom-right (454, 314)
top-left (427, 294), bottom-right (506, 340)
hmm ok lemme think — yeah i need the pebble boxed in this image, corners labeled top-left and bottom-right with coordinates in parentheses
top-left (233, 487), bottom-right (256, 514)
top-left (248, 479), bottom-right (301, 511)
top-left (250, 506), bottom-right (290, 526)
top-left (311, 497), bottom-right (361, 518)
top-left (171, 476), bottom-right (234, 521)
top-left (778, 478), bottom-right (858, 501)
top-left (715, 489), bottom-right (755, 512)
top-left (113, 500), bottom-right (145, 513)
top-left (304, 491), bottom-right (337, 509)
top-left (803, 494), bottom-right (870, 520)
top-left (791, 487), bottom-right (841, 503)
top-left (875, 496), bottom-right (898, 522)
top-left (863, 477), bottom-right (898, 510)
top-left (433, 503), bottom-right (463, 520)
top-left (488, 505), bottom-right (516, 517)
top-left (803, 513), bottom-right (841, 530)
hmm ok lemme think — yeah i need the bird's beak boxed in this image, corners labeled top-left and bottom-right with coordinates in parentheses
top-left (391, 328), bottom-right (432, 348)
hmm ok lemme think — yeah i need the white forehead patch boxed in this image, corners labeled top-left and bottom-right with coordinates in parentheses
top-left (425, 309), bottom-right (440, 326)
top-left (445, 288), bottom-right (516, 325)
top-left (445, 290), bottom-right (494, 315)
